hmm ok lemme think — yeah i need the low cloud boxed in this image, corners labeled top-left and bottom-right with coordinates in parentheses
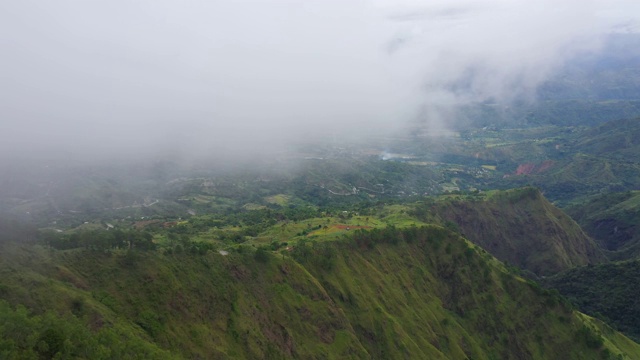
top-left (0, 0), bottom-right (638, 162)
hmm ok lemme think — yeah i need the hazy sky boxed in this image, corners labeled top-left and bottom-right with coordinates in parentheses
top-left (1, 0), bottom-right (639, 162)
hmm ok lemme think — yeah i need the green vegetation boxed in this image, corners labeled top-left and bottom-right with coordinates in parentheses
top-left (413, 187), bottom-right (605, 275)
top-left (0, 299), bottom-right (176, 359)
top-left (0, 224), bottom-right (638, 359)
top-left (566, 191), bottom-right (640, 260)
top-left (5, 117), bottom-right (640, 226)
top-left (543, 260), bottom-right (640, 342)
top-left (33, 186), bottom-right (606, 280)
top-left (2, 101), bottom-right (640, 358)
top-left (1, 32), bottom-right (640, 359)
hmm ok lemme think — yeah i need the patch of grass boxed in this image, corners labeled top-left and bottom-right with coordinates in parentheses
top-left (264, 194), bottom-right (291, 206)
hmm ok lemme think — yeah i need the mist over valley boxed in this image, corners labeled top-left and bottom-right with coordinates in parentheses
top-left (2, 1), bottom-right (640, 359)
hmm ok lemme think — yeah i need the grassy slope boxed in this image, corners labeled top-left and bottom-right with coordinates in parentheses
top-left (424, 188), bottom-right (605, 275)
top-left (0, 243), bottom-right (368, 359)
top-left (543, 260), bottom-right (640, 342)
top-left (295, 230), bottom-right (639, 359)
top-left (0, 225), bottom-right (638, 359)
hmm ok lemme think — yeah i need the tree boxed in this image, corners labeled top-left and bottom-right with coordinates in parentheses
top-left (254, 247), bottom-right (270, 263)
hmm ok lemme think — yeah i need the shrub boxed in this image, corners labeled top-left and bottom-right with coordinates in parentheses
top-left (254, 247), bottom-right (270, 263)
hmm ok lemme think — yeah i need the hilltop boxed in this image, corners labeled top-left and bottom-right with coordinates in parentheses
top-left (413, 188), bottom-right (605, 275)
top-left (0, 224), bottom-right (638, 359)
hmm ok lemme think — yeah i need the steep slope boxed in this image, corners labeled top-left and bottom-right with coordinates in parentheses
top-left (293, 227), bottom-right (638, 359)
top-left (422, 187), bottom-right (605, 275)
top-left (0, 226), bottom-right (638, 359)
top-left (542, 260), bottom-right (640, 342)
top-left (0, 243), bottom-right (368, 359)
top-left (566, 191), bottom-right (640, 260)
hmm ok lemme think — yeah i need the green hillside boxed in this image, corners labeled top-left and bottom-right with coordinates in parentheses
top-left (497, 150), bottom-right (640, 207)
top-left (414, 187), bottom-right (605, 275)
top-left (573, 118), bottom-right (640, 162)
top-left (0, 224), bottom-right (638, 359)
top-left (3, 10), bottom-right (640, 360)
top-left (475, 118), bottom-right (640, 205)
top-left (566, 191), bottom-right (640, 260)
top-left (543, 260), bottom-right (640, 342)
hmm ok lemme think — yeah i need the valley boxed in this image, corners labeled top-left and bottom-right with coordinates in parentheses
top-left (2, 11), bottom-right (640, 359)
top-left (3, 113), bottom-right (640, 358)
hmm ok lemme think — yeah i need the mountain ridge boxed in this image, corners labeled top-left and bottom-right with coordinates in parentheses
top-left (414, 187), bottom-right (606, 275)
top-left (0, 224), bottom-right (637, 359)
